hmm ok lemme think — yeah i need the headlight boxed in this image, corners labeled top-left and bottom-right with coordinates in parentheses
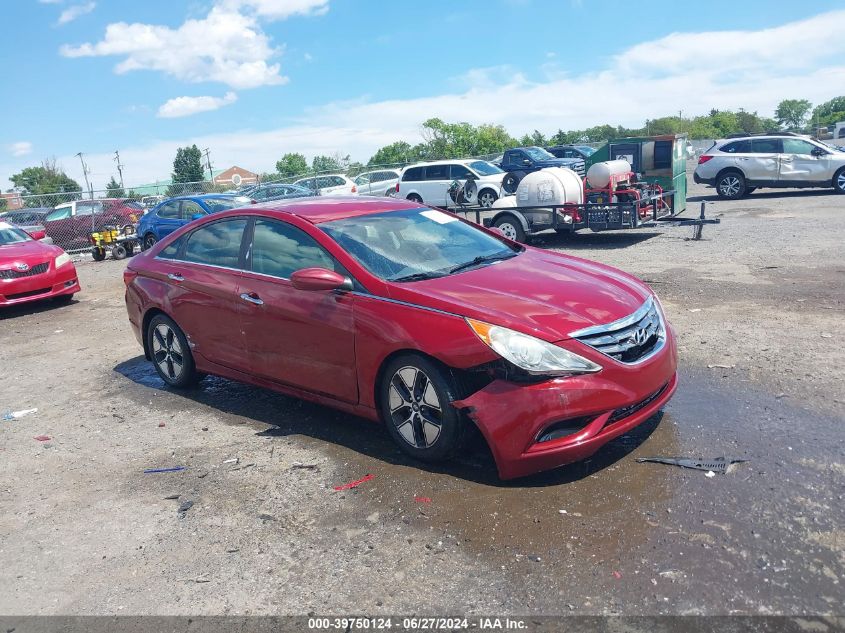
top-left (467, 318), bottom-right (602, 376)
top-left (54, 253), bottom-right (71, 268)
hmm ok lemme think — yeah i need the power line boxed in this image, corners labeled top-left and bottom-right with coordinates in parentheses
top-left (203, 148), bottom-right (213, 182)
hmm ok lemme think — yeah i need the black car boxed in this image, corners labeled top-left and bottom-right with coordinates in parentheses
top-left (496, 147), bottom-right (585, 192)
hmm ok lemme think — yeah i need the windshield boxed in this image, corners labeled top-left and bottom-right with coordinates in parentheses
top-left (321, 208), bottom-right (519, 282)
top-left (204, 196), bottom-right (252, 212)
top-left (524, 147), bottom-right (555, 161)
top-left (468, 161), bottom-right (504, 175)
top-left (0, 223), bottom-right (31, 246)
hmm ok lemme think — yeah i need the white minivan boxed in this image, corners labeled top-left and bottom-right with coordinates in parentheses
top-left (397, 160), bottom-right (504, 207)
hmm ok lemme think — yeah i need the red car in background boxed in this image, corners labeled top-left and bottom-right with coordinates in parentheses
top-left (0, 221), bottom-right (80, 307)
top-left (124, 197), bottom-right (677, 480)
top-left (44, 198), bottom-right (143, 251)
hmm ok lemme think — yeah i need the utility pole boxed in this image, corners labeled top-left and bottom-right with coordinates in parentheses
top-left (113, 150), bottom-right (125, 189)
top-left (76, 152), bottom-right (92, 199)
top-left (203, 148), bottom-right (213, 182)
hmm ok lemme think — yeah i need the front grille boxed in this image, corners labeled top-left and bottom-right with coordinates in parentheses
top-left (6, 287), bottom-right (51, 300)
top-left (570, 297), bottom-right (664, 363)
top-left (608, 382), bottom-right (669, 424)
top-left (0, 262), bottom-right (49, 279)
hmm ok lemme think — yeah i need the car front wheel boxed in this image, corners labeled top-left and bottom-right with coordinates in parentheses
top-left (834, 167), bottom-right (845, 194)
top-left (147, 314), bottom-right (200, 388)
top-left (379, 354), bottom-right (468, 463)
top-left (478, 189), bottom-right (498, 208)
top-left (716, 171), bottom-right (746, 199)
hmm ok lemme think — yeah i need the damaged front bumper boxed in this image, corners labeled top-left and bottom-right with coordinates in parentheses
top-left (453, 332), bottom-right (678, 480)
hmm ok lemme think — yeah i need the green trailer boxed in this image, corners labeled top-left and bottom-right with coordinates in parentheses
top-left (586, 133), bottom-right (688, 214)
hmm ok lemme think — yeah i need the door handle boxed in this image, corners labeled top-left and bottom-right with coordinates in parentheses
top-left (240, 292), bottom-right (264, 306)
top-left (167, 273), bottom-right (184, 282)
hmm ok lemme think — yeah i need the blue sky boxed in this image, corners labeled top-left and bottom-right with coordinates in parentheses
top-left (3, 0), bottom-right (845, 189)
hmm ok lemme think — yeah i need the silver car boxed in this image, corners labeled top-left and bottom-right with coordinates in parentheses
top-left (693, 133), bottom-right (845, 199)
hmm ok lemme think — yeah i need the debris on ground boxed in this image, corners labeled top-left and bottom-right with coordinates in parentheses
top-left (3, 408), bottom-right (38, 420)
top-left (164, 494), bottom-right (180, 500)
top-left (143, 466), bottom-right (187, 474)
top-left (257, 513), bottom-right (275, 522)
top-left (613, 571), bottom-right (622, 579)
top-left (231, 463), bottom-right (255, 471)
top-left (222, 458), bottom-right (238, 465)
top-left (290, 462), bottom-right (318, 470)
top-left (158, 422), bottom-right (165, 428)
top-left (636, 457), bottom-right (747, 474)
top-left (177, 500), bottom-right (194, 517)
top-left (33, 435), bottom-right (51, 442)
top-left (707, 364), bottom-right (735, 369)
top-left (414, 496), bottom-right (432, 503)
top-left (333, 473), bottom-right (375, 491)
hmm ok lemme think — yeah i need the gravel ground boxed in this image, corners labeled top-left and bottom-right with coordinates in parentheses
top-left (0, 178), bottom-right (842, 616)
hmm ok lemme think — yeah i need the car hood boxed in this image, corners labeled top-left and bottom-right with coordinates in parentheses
top-left (536, 158), bottom-right (582, 167)
top-left (387, 248), bottom-right (651, 342)
top-left (0, 240), bottom-right (61, 265)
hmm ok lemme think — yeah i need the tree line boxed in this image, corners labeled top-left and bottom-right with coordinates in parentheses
top-left (5, 96), bottom-right (844, 203)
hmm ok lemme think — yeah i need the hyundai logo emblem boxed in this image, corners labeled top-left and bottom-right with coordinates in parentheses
top-left (630, 328), bottom-right (649, 347)
top-left (14, 262), bottom-right (29, 272)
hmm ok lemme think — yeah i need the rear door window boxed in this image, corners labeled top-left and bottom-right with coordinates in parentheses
top-left (184, 219), bottom-right (248, 269)
top-left (424, 165), bottom-right (449, 181)
top-left (157, 201), bottom-right (181, 219)
top-left (750, 139), bottom-right (782, 154)
top-left (721, 140), bottom-right (751, 153)
top-left (402, 167), bottom-right (423, 182)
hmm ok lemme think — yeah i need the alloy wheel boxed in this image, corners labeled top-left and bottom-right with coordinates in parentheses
top-left (144, 234), bottom-right (157, 250)
top-left (719, 176), bottom-right (741, 197)
top-left (838, 171), bottom-right (845, 192)
top-left (152, 323), bottom-right (184, 381)
top-left (479, 191), bottom-right (496, 207)
top-left (388, 366), bottom-right (443, 449)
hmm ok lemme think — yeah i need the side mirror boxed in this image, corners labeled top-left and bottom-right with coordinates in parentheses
top-left (522, 159), bottom-right (532, 166)
top-left (290, 267), bottom-right (353, 292)
top-left (191, 213), bottom-right (204, 221)
top-left (27, 229), bottom-right (47, 240)
top-left (811, 147), bottom-right (826, 157)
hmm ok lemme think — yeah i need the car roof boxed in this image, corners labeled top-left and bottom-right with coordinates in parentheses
top-left (250, 195), bottom-right (421, 224)
top-left (402, 159), bottom-right (484, 168)
top-left (168, 193), bottom-right (245, 201)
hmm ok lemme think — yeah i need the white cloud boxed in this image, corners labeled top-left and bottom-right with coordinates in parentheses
top-left (9, 9), bottom-right (844, 191)
top-left (158, 92), bottom-right (238, 118)
top-left (8, 142), bottom-right (33, 157)
top-left (57, 1), bottom-right (95, 25)
top-left (59, 1), bottom-right (328, 89)
top-left (218, 0), bottom-right (329, 20)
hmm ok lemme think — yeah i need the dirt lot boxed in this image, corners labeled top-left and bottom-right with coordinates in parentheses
top-left (1, 178), bottom-right (843, 616)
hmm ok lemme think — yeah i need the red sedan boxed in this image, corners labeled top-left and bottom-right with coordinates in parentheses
top-left (124, 198), bottom-right (677, 479)
top-left (0, 222), bottom-right (80, 307)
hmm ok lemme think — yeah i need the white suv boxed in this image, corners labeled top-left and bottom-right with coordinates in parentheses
top-left (397, 160), bottom-right (504, 207)
top-left (693, 133), bottom-right (845, 199)
top-left (354, 169), bottom-right (400, 197)
top-left (293, 174), bottom-right (358, 196)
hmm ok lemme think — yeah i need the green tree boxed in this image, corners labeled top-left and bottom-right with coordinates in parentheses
top-left (105, 175), bottom-right (126, 198)
top-left (171, 145), bottom-right (205, 184)
top-left (420, 118), bottom-right (515, 159)
top-left (275, 152), bottom-right (308, 177)
top-left (311, 154), bottom-right (343, 173)
top-left (518, 130), bottom-right (548, 147)
top-left (368, 141), bottom-right (419, 166)
top-left (10, 160), bottom-right (82, 207)
top-left (775, 99), bottom-right (812, 130)
top-left (811, 96), bottom-right (845, 128)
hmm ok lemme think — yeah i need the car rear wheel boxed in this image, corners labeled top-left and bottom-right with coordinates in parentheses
top-left (478, 189), bottom-right (498, 208)
top-left (716, 171), bottom-right (746, 199)
top-left (834, 167), bottom-right (845, 194)
top-left (379, 354), bottom-right (468, 463)
top-left (147, 314), bottom-right (200, 388)
top-left (143, 233), bottom-right (157, 250)
top-left (493, 214), bottom-right (526, 242)
top-left (406, 193), bottom-right (423, 204)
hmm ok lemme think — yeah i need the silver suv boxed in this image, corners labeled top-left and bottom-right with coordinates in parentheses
top-left (693, 133), bottom-right (845, 199)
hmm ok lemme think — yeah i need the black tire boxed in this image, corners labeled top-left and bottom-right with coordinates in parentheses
top-left (502, 171), bottom-right (524, 194)
top-left (716, 171), bottom-right (746, 199)
top-left (379, 354), bottom-right (468, 463)
top-left (477, 189), bottom-right (498, 208)
top-left (112, 244), bottom-right (128, 260)
top-left (146, 314), bottom-right (200, 388)
top-left (406, 193), bottom-right (423, 204)
top-left (833, 167), bottom-right (845, 194)
top-left (91, 247), bottom-right (106, 262)
top-left (123, 242), bottom-right (135, 256)
top-left (142, 233), bottom-right (157, 251)
top-left (493, 214), bottom-right (526, 242)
